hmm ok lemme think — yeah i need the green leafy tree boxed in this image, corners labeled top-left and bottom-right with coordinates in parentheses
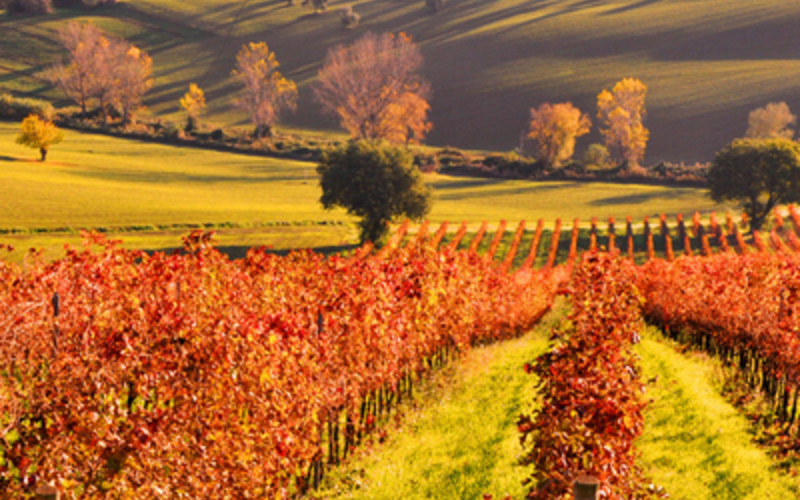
top-left (318, 141), bottom-right (432, 243)
top-left (16, 114), bottom-right (64, 161)
top-left (708, 138), bottom-right (800, 230)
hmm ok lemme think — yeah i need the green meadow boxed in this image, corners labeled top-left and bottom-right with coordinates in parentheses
top-left (0, 122), bottom-right (726, 261)
top-left (2, 0), bottom-right (800, 162)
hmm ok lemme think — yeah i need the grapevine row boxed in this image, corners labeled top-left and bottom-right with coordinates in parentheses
top-left (0, 230), bottom-right (556, 499)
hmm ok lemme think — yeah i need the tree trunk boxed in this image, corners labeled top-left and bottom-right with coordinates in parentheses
top-left (40, 148), bottom-right (47, 162)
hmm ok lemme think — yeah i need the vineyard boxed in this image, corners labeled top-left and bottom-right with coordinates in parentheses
top-left (4, 207), bottom-right (800, 498)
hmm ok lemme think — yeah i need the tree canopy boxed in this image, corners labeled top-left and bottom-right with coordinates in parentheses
top-left (232, 42), bottom-right (298, 139)
top-left (317, 141), bottom-right (432, 243)
top-left (528, 102), bottom-right (591, 168)
top-left (315, 32), bottom-right (432, 145)
top-left (597, 78), bottom-right (649, 167)
top-left (16, 114), bottom-right (64, 161)
top-left (745, 102), bottom-right (796, 140)
top-left (708, 137), bottom-right (800, 230)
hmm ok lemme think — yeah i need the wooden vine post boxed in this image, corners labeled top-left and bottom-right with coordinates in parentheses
top-left (625, 216), bottom-right (634, 260)
top-left (574, 476), bottom-right (599, 500)
top-left (35, 485), bottom-right (59, 500)
top-left (607, 216), bottom-right (616, 252)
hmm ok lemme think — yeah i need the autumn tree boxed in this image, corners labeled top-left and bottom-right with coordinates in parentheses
top-left (232, 42), bottom-right (298, 139)
top-left (318, 140), bottom-right (432, 243)
top-left (528, 102), bottom-right (591, 168)
top-left (315, 32), bottom-right (432, 145)
top-left (16, 114), bottom-right (64, 161)
top-left (708, 138), bottom-right (800, 230)
top-left (111, 44), bottom-right (153, 125)
top-left (596, 77), bottom-right (649, 166)
top-left (180, 83), bottom-right (207, 132)
top-left (47, 22), bottom-right (152, 124)
top-left (46, 22), bottom-right (105, 115)
top-left (745, 102), bottom-right (796, 140)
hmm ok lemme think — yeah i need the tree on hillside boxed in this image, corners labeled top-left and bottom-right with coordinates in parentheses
top-left (528, 102), bottom-right (591, 168)
top-left (318, 140), bottom-right (432, 243)
top-left (47, 22), bottom-right (152, 124)
top-left (180, 83), bottom-right (207, 132)
top-left (708, 138), bottom-right (800, 230)
top-left (745, 102), bottom-right (796, 140)
top-left (46, 22), bottom-right (105, 115)
top-left (302, 0), bottom-right (328, 13)
top-left (6, 0), bottom-right (52, 15)
top-left (111, 44), bottom-right (154, 125)
top-left (315, 32), bottom-right (432, 145)
top-left (232, 42), bottom-right (298, 139)
top-left (596, 78), bottom-right (649, 166)
top-left (16, 114), bottom-right (64, 161)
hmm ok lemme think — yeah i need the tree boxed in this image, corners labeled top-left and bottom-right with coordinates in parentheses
top-left (583, 143), bottom-right (611, 169)
top-left (317, 140), bottom-right (432, 243)
top-left (708, 138), bottom-right (800, 230)
top-left (339, 4), bottom-right (360, 28)
top-left (315, 32), bottom-right (432, 144)
top-left (302, 0), bottom-right (327, 12)
top-left (528, 102), bottom-right (591, 168)
top-left (16, 114), bottom-right (64, 161)
top-left (111, 44), bottom-right (153, 125)
top-left (6, 0), bottom-right (52, 14)
top-left (46, 22), bottom-right (105, 115)
top-left (232, 42), bottom-right (298, 139)
top-left (180, 83), bottom-right (207, 132)
top-left (596, 77), bottom-right (649, 166)
top-left (745, 102), bottom-right (796, 140)
top-left (47, 22), bottom-right (152, 125)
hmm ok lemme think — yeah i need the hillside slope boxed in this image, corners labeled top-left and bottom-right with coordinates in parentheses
top-left (2, 0), bottom-right (799, 162)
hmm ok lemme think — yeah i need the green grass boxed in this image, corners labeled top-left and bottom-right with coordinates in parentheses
top-left (314, 299), bottom-right (565, 500)
top-left (311, 316), bottom-right (799, 500)
top-left (0, 122), bottom-right (728, 262)
top-left (2, 0), bottom-right (800, 162)
top-left (637, 327), bottom-right (799, 499)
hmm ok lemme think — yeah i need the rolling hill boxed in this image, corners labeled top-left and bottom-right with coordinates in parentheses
top-left (2, 0), bottom-right (800, 162)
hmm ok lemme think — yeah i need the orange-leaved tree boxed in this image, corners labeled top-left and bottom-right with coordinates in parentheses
top-left (528, 102), bottom-right (591, 168)
top-left (597, 77), bottom-right (649, 166)
top-left (232, 42), bottom-right (298, 139)
top-left (745, 101), bottom-right (796, 140)
top-left (112, 45), bottom-right (154, 125)
top-left (315, 32), bottom-right (432, 145)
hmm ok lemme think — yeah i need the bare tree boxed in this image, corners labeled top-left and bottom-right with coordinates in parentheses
top-left (745, 102), bottom-right (796, 140)
top-left (46, 22), bottom-right (152, 125)
top-left (46, 22), bottom-right (105, 115)
top-left (231, 42), bottom-right (298, 139)
top-left (315, 32), bottom-right (432, 144)
top-left (111, 44), bottom-right (154, 125)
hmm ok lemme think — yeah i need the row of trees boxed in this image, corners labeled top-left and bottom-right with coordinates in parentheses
top-left (47, 24), bottom-right (432, 147)
top-left (226, 32), bottom-right (432, 145)
top-left (527, 77), bottom-right (649, 169)
top-left (46, 22), bottom-right (153, 125)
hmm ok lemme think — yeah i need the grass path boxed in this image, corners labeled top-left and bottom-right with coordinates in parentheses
top-left (316, 312), bottom-right (799, 500)
top-left (315, 301), bottom-right (565, 500)
top-left (637, 327), bottom-right (798, 499)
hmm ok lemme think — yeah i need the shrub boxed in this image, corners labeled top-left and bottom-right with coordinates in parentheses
top-left (0, 94), bottom-right (55, 121)
top-left (6, 0), bottom-right (52, 14)
top-left (583, 143), bottom-right (611, 170)
top-left (340, 4), bottom-right (360, 28)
